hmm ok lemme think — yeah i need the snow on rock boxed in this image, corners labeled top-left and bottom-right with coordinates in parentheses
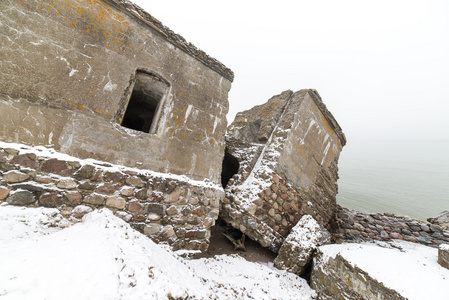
top-left (312, 241), bottom-right (449, 300)
top-left (274, 215), bottom-right (331, 275)
top-left (190, 255), bottom-right (316, 300)
top-left (0, 205), bottom-right (316, 300)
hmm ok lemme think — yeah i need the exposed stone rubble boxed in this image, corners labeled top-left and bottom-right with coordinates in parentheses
top-left (331, 205), bottom-right (449, 247)
top-left (221, 89), bottom-right (345, 252)
top-left (428, 210), bottom-right (449, 230)
top-left (0, 145), bottom-right (221, 251)
top-left (439, 244), bottom-right (449, 269)
top-left (274, 215), bottom-right (331, 276)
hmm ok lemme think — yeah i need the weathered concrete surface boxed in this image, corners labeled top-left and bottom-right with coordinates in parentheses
top-left (274, 215), bottom-right (331, 276)
top-left (311, 246), bottom-right (406, 300)
top-left (0, 0), bottom-right (232, 184)
top-left (222, 89), bottom-right (345, 252)
top-left (439, 244), bottom-right (449, 269)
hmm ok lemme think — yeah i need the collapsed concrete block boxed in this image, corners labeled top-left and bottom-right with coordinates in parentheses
top-left (274, 215), bottom-right (330, 275)
top-left (439, 244), bottom-right (449, 269)
top-left (221, 89), bottom-right (345, 251)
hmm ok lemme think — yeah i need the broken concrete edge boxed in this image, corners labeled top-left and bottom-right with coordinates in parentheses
top-left (307, 89), bottom-right (346, 146)
top-left (106, 0), bottom-right (234, 82)
top-left (311, 249), bottom-right (406, 299)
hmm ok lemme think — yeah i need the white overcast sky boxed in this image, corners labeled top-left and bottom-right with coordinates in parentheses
top-left (132, 0), bottom-right (449, 141)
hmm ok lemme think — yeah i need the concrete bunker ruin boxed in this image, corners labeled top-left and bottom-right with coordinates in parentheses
top-left (0, 0), bottom-right (233, 251)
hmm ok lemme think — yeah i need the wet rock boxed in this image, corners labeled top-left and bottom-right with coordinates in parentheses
top-left (6, 190), bottom-right (35, 205)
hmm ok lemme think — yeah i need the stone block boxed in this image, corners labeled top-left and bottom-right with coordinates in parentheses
top-left (57, 178), bottom-right (77, 189)
top-left (120, 186), bottom-right (134, 197)
top-left (3, 170), bottom-right (30, 183)
top-left (438, 244), bottom-right (449, 270)
top-left (39, 193), bottom-right (64, 208)
top-left (126, 176), bottom-right (145, 188)
top-left (65, 191), bottom-right (83, 206)
top-left (83, 193), bottom-right (105, 205)
top-left (72, 205), bottom-right (93, 219)
top-left (11, 154), bottom-right (39, 168)
top-left (144, 224), bottom-right (162, 236)
top-left (96, 183), bottom-right (118, 195)
top-left (274, 215), bottom-right (331, 275)
top-left (128, 200), bottom-right (142, 212)
top-left (6, 190), bottom-right (35, 206)
top-left (73, 164), bottom-right (95, 180)
top-left (0, 186), bottom-right (10, 200)
top-left (106, 196), bottom-right (126, 209)
top-left (40, 159), bottom-right (73, 176)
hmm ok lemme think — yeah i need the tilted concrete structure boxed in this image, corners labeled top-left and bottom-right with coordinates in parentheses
top-left (222, 89), bottom-right (346, 252)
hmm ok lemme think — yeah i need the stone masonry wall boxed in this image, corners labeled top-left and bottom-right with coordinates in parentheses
top-left (0, 144), bottom-right (222, 251)
top-left (331, 205), bottom-right (449, 248)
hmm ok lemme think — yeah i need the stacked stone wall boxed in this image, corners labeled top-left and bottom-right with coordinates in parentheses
top-left (0, 145), bottom-right (221, 251)
top-left (332, 205), bottom-right (449, 248)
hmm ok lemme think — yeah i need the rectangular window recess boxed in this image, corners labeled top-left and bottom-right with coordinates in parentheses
top-left (121, 71), bottom-right (169, 134)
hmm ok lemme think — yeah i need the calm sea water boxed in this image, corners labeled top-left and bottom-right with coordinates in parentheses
top-left (336, 140), bottom-right (449, 221)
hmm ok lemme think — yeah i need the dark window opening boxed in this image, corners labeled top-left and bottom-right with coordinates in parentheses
top-left (121, 71), bottom-right (168, 133)
top-left (221, 148), bottom-right (240, 188)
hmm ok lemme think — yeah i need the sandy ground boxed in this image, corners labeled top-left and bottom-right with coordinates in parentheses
top-left (196, 220), bottom-right (277, 263)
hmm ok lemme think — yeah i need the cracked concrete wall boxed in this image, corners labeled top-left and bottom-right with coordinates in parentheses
top-left (0, 0), bottom-right (232, 184)
top-left (223, 90), bottom-right (345, 252)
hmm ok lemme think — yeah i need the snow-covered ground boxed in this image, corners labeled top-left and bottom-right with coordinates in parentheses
top-left (318, 241), bottom-right (449, 300)
top-left (0, 204), bottom-right (315, 300)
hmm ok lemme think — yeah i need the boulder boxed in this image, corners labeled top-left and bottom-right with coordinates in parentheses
top-left (274, 215), bottom-right (331, 275)
top-left (428, 211), bottom-right (449, 230)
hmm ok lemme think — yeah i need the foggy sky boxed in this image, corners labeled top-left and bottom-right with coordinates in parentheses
top-left (132, 0), bottom-right (449, 141)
